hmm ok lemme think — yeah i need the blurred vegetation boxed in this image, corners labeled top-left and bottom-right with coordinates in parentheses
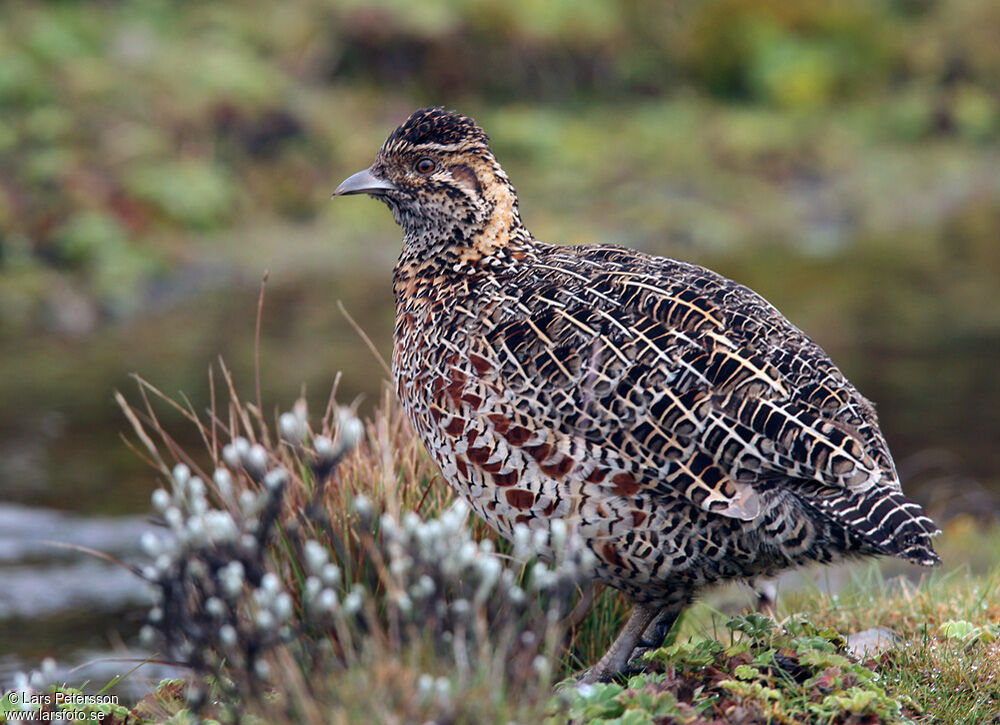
top-left (1, 0), bottom-right (999, 333)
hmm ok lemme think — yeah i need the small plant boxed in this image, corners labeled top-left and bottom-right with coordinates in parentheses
top-left (118, 365), bottom-right (594, 722)
top-left (554, 613), bottom-right (918, 724)
top-left (939, 619), bottom-right (998, 646)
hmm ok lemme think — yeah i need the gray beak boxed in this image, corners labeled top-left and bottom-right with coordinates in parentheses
top-left (332, 166), bottom-right (397, 198)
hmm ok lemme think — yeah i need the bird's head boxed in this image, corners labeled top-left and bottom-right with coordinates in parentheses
top-left (334, 107), bottom-right (525, 260)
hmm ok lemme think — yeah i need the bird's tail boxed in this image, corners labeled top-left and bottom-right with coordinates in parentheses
top-left (804, 483), bottom-right (941, 566)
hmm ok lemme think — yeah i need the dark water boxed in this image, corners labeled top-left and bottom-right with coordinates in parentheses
top-left (0, 505), bottom-right (184, 696)
top-left (1, 231), bottom-right (997, 694)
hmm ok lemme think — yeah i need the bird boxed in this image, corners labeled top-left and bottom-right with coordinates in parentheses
top-left (333, 107), bottom-right (941, 682)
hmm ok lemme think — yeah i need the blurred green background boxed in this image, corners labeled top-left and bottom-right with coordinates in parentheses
top-left (0, 0), bottom-right (998, 676)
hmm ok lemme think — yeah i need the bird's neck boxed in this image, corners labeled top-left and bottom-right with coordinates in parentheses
top-left (397, 175), bottom-right (533, 270)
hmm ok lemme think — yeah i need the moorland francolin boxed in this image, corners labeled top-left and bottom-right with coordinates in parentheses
top-left (334, 107), bottom-right (940, 681)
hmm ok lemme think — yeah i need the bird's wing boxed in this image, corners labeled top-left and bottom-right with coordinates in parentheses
top-left (472, 245), bottom-right (896, 520)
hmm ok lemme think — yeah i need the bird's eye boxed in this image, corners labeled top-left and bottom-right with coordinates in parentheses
top-left (415, 158), bottom-right (436, 175)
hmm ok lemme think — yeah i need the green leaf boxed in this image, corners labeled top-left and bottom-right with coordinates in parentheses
top-left (733, 664), bottom-right (759, 680)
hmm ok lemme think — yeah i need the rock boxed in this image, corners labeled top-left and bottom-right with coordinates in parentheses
top-left (847, 627), bottom-right (900, 658)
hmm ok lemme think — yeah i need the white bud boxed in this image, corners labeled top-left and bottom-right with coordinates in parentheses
top-left (148, 606), bottom-right (163, 623)
top-left (254, 660), bottom-right (270, 679)
top-left (550, 519), bottom-right (568, 551)
top-left (206, 598), bottom-right (225, 618)
top-left (263, 467), bottom-right (287, 491)
top-left (260, 573), bottom-right (281, 596)
top-left (222, 443), bottom-right (240, 468)
top-left (303, 540), bottom-right (328, 574)
top-left (187, 516), bottom-right (205, 544)
top-left (220, 561), bottom-right (245, 598)
top-left (530, 562), bottom-right (552, 590)
top-left (256, 610), bottom-right (276, 631)
top-left (380, 514), bottom-right (398, 541)
top-left (172, 463), bottom-right (190, 488)
top-left (279, 412), bottom-right (304, 443)
top-left (274, 592), bottom-right (293, 620)
top-left (246, 445), bottom-right (267, 474)
top-left (318, 588), bottom-right (338, 613)
top-left (203, 510), bottom-right (237, 542)
top-left (457, 540), bottom-right (477, 567)
top-left (241, 533), bottom-right (258, 553)
top-left (139, 625), bottom-right (157, 647)
top-left (190, 496), bottom-right (208, 516)
top-left (219, 624), bottom-right (237, 647)
top-left (238, 490), bottom-right (258, 517)
top-left (164, 507), bottom-right (183, 531)
top-left (450, 498), bottom-right (470, 519)
top-left (512, 523), bottom-right (531, 557)
top-left (339, 414), bottom-right (364, 451)
top-left (353, 494), bottom-right (373, 519)
top-left (532, 528), bottom-right (549, 554)
top-left (213, 468), bottom-right (233, 501)
top-left (343, 588), bottom-right (363, 614)
top-left (402, 510), bottom-right (421, 534)
top-left (475, 555), bottom-right (501, 601)
top-left (187, 476), bottom-right (205, 498)
top-left (314, 435), bottom-right (335, 459)
top-left (151, 489), bottom-right (171, 513)
top-left (321, 563), bottom-right (341, 587)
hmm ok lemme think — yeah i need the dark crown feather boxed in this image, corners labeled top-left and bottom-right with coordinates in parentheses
top-left (386, 107), bottom-right (490, 148)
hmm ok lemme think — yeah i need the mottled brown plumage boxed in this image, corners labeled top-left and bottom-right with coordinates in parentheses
top-left (334, 107), bottom-right (940, 681)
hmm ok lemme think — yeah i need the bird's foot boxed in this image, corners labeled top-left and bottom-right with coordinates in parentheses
top-left (581, 603), bottom-right (661, 684)
top-left (637, 607), bottom-right (680, 651)
top-left (620, 646), bottom-right (657, 678)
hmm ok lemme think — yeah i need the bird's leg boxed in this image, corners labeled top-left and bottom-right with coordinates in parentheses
top-left (581, 602), bottom-right (660, 683)
top-left (637, 605), bottom-right (681, 650)
top-left (617, 602), bottom-right (687, 677)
